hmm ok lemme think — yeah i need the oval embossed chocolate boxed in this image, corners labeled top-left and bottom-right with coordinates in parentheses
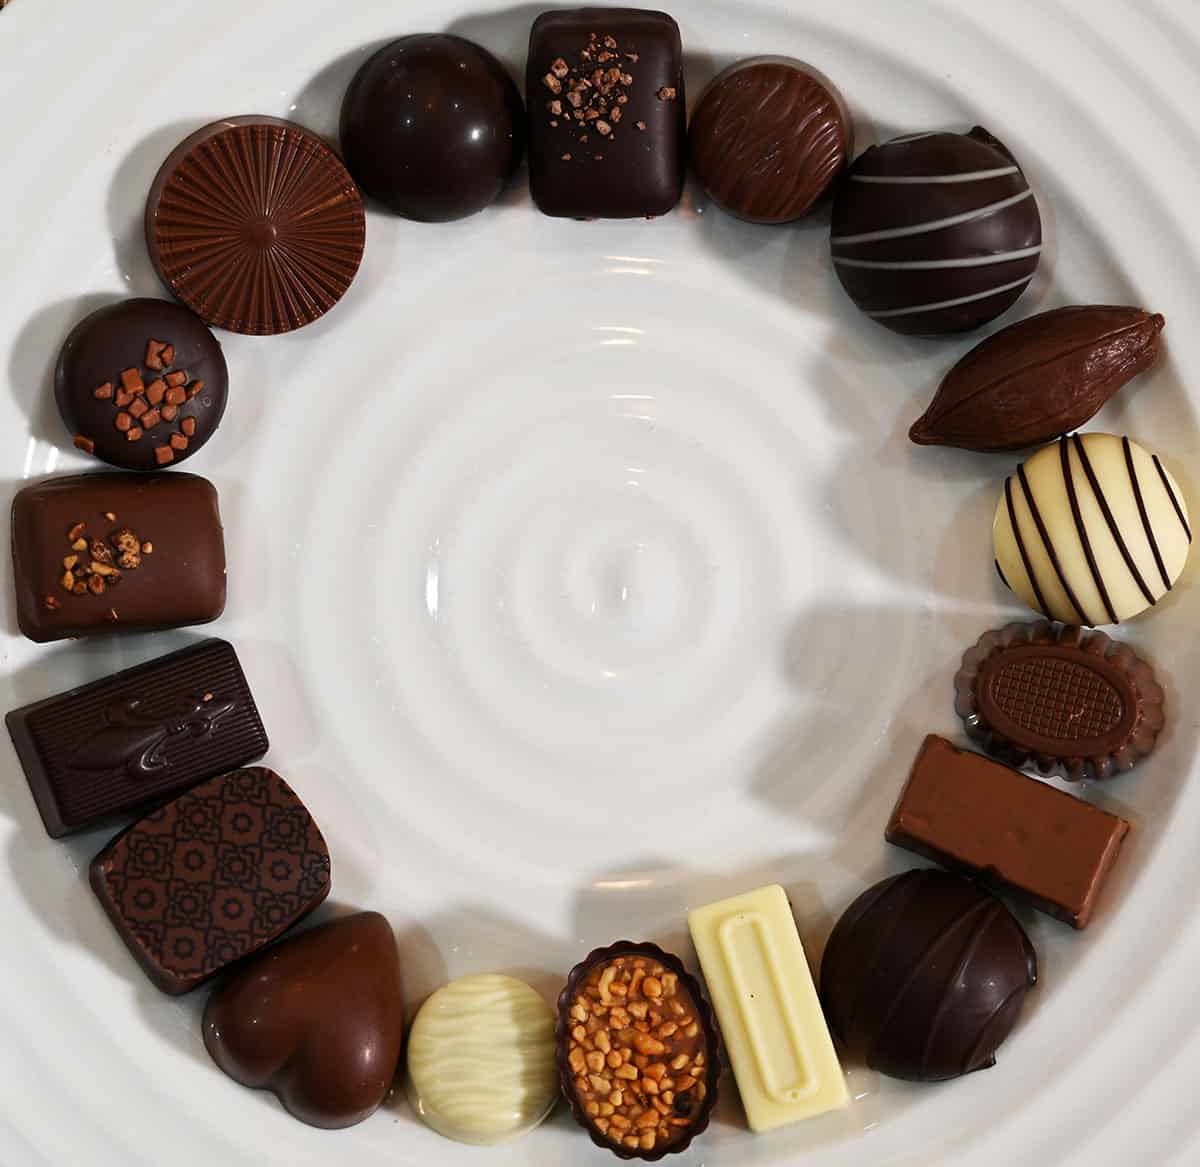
top-left (955, 621), bottom-right (1164, 779)
top-left (911, 305), bottom-right (1165, 451)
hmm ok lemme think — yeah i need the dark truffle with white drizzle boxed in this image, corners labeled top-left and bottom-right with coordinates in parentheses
top-left (830, 126), bottom-right (1041, 334)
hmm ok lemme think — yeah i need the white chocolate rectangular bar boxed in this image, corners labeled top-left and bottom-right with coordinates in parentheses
top-left (687, 884), bottom-right (847, 1132)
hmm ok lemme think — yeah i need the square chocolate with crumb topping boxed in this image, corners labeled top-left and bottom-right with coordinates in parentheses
top-left (527, 8), bottom-right (685, 219)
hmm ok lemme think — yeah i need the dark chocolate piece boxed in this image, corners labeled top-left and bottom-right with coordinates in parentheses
top-left (819, 869), bottom-right (1037, 1082)
top-left (886, 734), bottom-right (1130, 928)
top-left (204, 912), bottom-right (403, 1129)
top-left (688, 57), bottom-right (851, 223)
top-left (6, 638), bottom-right (267, 838)
top-left (910, 306), bottom-right (1165, 451)
top-left (11, 472), bottom-right (225, 643)
top-left (90, 766), bottom-right (330, 994)
top-left (955, 621), bottom-right (1164, 780)
top-left (340, 35), bottom-right (525, 222)
top-left (146, 117), bottom-right (365, 335)
top-left (527, 8), bottom-right (685, 219)
top-left (830, 127), bottom-right (1041, 334)
top-left (556, 940), bottom-right (718, 1160)
top-left (55, 298), bottom-right (228, 471)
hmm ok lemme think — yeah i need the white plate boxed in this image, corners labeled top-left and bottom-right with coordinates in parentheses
top-left (2, 1), bottom-right (1200, 1163)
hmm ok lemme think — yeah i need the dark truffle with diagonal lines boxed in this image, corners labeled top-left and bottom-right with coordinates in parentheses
top-left (819, 869), bottom-right (1037, 1082)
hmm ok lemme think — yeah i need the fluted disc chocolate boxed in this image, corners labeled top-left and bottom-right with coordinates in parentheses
top-left (145, 116), bottom-right (366, 335)
top-left (689, 57), bottom-right (851, 223)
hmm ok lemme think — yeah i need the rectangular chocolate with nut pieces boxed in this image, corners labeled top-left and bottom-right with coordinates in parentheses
top-left (527, 8), bottom-right (686, 218)
top-left (11, 472), bottom-right (225, 642)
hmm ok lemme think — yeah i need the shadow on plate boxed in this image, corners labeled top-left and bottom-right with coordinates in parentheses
top-left (106, 120), bottom-right (203, 301)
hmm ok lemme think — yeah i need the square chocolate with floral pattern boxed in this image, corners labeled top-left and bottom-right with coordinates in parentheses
top-left (89, 767), bottom-right (331, 994)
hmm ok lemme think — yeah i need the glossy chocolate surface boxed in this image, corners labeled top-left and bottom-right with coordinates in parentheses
top-left (689, 57), bottom-right (851, 223)
top-left (55, 299), bottom-right (227, 471)
top-left (956, 621), bottom-right (1164, 780)
top-left (11, 472), bottom-right (225, 643)
top-left (820, 869), bottom-right (1037, 1082)
top-left (830, 127), bottom-right (1041, 334)
top-left (886, 735), bottom-right (1130, 928)
top-left (556, 940), bottom-right (719, 1160)
top-left (5, 638), bottom-right (267, 837)
top-left (527, 8), bottom-right (685, 219)
top-left (204, 912), bottom-right (403, 1129)
top-left (146, 117), bottom-right (365, 335)
top-left (90, 766), bottom-right (331, 994)
top-left (340, 35), bottom-right (524, 222)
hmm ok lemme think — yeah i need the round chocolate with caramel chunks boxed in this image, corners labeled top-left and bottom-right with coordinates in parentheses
top-left (689, 56), bottom-right (851, 223)
top-left (55, 298), bottom-right (228, 471)
top-left (557, 941), bottom-right (719, 1160)
top-left (820, 869), bottom-right (1037, 1082)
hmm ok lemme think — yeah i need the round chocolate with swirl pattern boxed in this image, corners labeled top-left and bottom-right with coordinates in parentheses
top-left (689, 57), bottom-right (851, 223)
top-left (820, 869), bottom-right (1037, 1082)
top-left (830, 127), bottom-right (1041, 334)
top-left (993, 433), bottom-right (1191, 625)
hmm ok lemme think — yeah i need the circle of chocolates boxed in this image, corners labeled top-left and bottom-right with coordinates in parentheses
top-left (17, 8), bottom-right (1196, 1160)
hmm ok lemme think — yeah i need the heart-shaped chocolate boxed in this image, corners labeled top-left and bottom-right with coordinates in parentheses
top-left (202, 911), bottom-right (403, 1128)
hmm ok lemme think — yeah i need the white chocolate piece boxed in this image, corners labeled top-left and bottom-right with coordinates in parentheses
top-left (993, 433), bottom-right (1191, 625)
top-left (687, 885), bottom-right (847, 1132)
top-left (405, 974), bottom-right (558, 1145)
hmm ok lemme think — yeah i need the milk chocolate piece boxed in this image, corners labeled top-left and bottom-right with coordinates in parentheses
top-left (955, 621), bottom-right (1164, 780)
top-left (688, 885), bottom-right (846, 1130)
top-left (146, 117), bottom-right (365, 335)
top-left (911, 306), bottom-right (1165, 451)
top-left (5, 638), bottom-right (267, 837)
top-left (993, 433), bottom-right (1191, 625)
top-left (830, 127), bottom-right (1041, 334)
top-left (527, 9), bottom-right (685, 219)
top-left (204, 912), bottom-right (403, 1129)
top-left (90, 766), bottom-right (331, 994)
top-left (689, 57), bottom-right (851, 223)
top-left (11, 472), bottom-right (225, 642)
top-left (820, 870), bottom-right (1037, 1082)
top-left (407, 974), bottom-right (557, 1145)
top-left (886, 735), bottom-right (1130, 928)
top-left (556, 941), bottom-right (718, 1159)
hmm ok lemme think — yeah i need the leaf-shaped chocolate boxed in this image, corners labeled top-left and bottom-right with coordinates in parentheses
top-left (910, 306), bottom-right (1164, 452)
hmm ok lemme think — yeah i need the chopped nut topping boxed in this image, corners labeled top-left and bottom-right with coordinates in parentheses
top-left (68, 522), bottom-right (87, 542)
top-left (44, 595), bottom-right (62, 611)
top-left (657, 86), bottom-right (676, 101)
top-left (103, 511), bottom-right (116, 521)
top-left (167, 385), bottom-right (188, 406)
top-left (70, 537), bottom-right (88, 552)
top-left (543, 72), bottom-right (563, 94)
top-left (566, 954), bottom-right (708, 1152)
top-left (125, 426), bottom-right (143, 442)
top-left (119, 368), bottom-right (143, 393)
top-left (88, 574), bottom-right (107, 595)
top-left (160, 344), bottom-right (175, 366)
top-left (161, 404), bottom-right (179, 422)
top-left (93, 383), bottom-right (113, 400)
top-left (165, 370), bottom-right (188, 388)
top-left (154, 446), bottom-right (175, 466)
top-left (115, 388), bottom-right (133, 408)
top-left (146, 379), bottom-right (166, 406)
top-left (141, 542), bottom-right (153, 554)
top-left (141, 408), bottom-right (161, 430)
top-left (636, 120), bottom-right (647, 131)
top-left (73, 435), bottom-right (95, 454)
top-left (551, 56), bottom-right (569, 78)
top-left (145, 339), bottom-right (166, 371)
top-left (182, 416), bottom-right (198, 437)
top-left (128, 397), bottom-right (148, 419)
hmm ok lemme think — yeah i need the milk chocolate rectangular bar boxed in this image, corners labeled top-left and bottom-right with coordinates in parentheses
top-left (886, 735), bottom-right (1129, 928)
top-left (5, 638), bottom-right (268, 837)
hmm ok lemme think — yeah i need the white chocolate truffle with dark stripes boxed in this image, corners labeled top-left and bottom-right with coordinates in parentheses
top-left (993, 433), bottom-right (1191, 625)
top-left (830, 127), bottom-right (1041, 335)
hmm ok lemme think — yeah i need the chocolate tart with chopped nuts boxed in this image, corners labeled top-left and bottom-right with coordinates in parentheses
top-left (556, 940), bottom-right (719, 1161)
